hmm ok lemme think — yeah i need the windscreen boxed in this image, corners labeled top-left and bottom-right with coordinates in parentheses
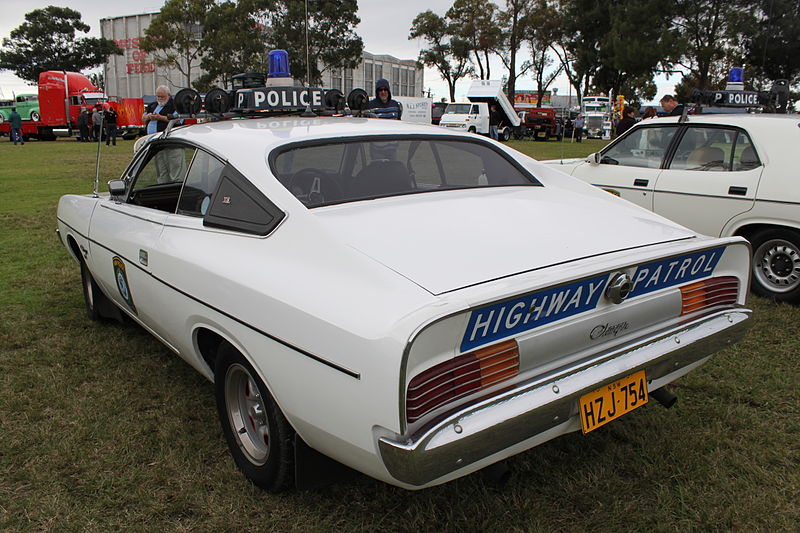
top-left (444, 103), bottom-right (472, 114)
top-left (271, 137), bottom-right (539, 207)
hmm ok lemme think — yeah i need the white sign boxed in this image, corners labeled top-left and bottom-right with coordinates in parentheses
top-left (396, 97), bottom-right (433, 124)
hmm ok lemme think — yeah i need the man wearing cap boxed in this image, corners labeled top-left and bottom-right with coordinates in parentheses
top-left (367, 79), bottom-right (402, 120)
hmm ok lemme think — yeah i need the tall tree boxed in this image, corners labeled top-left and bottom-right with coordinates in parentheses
top-left (264, 0), bottom-right (363, 86)
top-left (197, 0), bottom-right (270, 90)
top-left (446, 0), bottom-right (501, 80)
top-left (742, 0), bottom-right (800, 99)
top-left (524, 0), bottom-right (563, 105)
top-left (139, 0), bottom-right (215, 88)
top-left (409, 10), bottom-right (473, 102)
top-left (495, 0), bottom-right (534, 102)
top-left (672, 0), bottom-right (750, 93)
top-left (0, 6), bottom-right (121, 84)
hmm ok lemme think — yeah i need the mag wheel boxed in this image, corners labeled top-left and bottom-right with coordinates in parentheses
top-left (31, 111), bottom-right (40, 121)
top-left (215, 343), bottom-right (295, 492)
top-left (750, 228), bottom-right (800, 303)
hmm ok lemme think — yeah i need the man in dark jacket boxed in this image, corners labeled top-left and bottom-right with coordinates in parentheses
top-left (660, 95), bottom-right (685, 117)
top-left (78, 108), bottom-right (90, 142)
top-left (105, 106), bottom-right (118, 146)
top-left (9, 108), bottom-right (23, 145)
top-left (615, 106), bottom-right (637, 136)
top-left (367, 79), bottom-right (402, 120)
top-left (142, 85), bottom-right (177, 134)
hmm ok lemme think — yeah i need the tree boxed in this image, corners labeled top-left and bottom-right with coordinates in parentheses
top-left (495, 0), bottom-right (534, 103)
top-left (0, 6), bottom-right (121, 84)
top-left (409, 10), bottom-right (473, 102)
top-left (446, 0), bottom-right (502, 80)
top-left (264, 0), bottom-right (363, 86)
top-left (139, 0), bottom-right (214, 88)
top-left (672, 0), bottom-right (751, 94)
top-left (524, 0), bottom-right (563, 105)
top-left (197, 0), bottom-right (270, 90)
top-left (742, 0), bottom-right (800, 103)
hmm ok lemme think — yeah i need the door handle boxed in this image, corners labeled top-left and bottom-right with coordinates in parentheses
top-left (634, 178), bottom-right (649, 187)
top-left (139, 249), bottom-right (148, 266)
top-left (728, 186), bottom-right (747, 196)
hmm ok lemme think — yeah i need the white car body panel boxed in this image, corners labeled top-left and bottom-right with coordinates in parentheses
top-left (57, 116), bottom-right (753, 490)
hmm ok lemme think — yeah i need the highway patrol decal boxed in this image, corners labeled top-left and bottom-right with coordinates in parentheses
top-left (460, 246), bottom-right (725, 352)
top-left (112, 256), bottom-right (137, 314)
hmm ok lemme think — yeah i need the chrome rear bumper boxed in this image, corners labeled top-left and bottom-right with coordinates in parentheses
top-left (378, 309), bottom-right (751, 487)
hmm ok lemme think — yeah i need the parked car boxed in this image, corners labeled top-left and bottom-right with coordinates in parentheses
top-left (431, 101), bottom-right (448, 125)
top-left (544, 114), bottom-right (800, 303)
top-left (57, 115), bottom-right (752, 492)
top-left (0, 93), bottom-right (40, 122)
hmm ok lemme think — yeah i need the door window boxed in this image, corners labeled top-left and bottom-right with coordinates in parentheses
top-left (601, 126), bottom-right (677, 168)
top-left (669, 127), bottom-right (736, 171)
top-left (128, 145), bottom-right (195, 212)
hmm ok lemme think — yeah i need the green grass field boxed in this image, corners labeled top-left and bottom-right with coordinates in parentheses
top-left (0, 136), bottom-right (798, 532)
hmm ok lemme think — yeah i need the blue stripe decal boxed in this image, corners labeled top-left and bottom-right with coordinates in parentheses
top-left (460, 246), bottom-right (726, 352)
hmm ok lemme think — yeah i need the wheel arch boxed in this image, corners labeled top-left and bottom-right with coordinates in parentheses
top-left (65, 234), bottom-right (83, 265)
top-left (730, 221), bottom-right (800, 242)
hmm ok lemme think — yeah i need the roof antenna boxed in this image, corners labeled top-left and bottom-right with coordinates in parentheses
top-left (93, 109), bottom-right (104, 198)
top-left (300, 0), bottom-right (316, 117)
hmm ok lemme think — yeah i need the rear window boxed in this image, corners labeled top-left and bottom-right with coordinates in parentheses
top-left (270, 137), bottom-right (539, 207)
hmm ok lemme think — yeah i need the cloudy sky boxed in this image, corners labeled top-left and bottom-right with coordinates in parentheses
top-left (0, 0), bottom-right (681, 101)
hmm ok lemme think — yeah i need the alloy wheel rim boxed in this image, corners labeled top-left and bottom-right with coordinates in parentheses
top-left (225, 364), bottom-right (270, 465)
top-left (754, 238), bottom-right (800, 293)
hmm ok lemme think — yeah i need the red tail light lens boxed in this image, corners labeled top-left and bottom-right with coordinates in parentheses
top-left (680, 276), bottom-right (739, 315)
top-left (406, 339), bottom-right (520, 423)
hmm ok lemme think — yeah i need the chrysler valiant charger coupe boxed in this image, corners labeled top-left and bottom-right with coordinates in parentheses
top-left (545, 113), bottom-right (800, 303)
top-left (57, 104), bottom-right (752, 491)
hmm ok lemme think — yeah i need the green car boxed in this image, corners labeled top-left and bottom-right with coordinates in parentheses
top-left (0, 94), bottom-right (40, 122)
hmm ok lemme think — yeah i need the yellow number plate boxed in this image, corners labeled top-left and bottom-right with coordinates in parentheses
top-left (579, 370), bottom-right (648, 434)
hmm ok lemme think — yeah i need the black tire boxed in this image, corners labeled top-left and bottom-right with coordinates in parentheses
top-left (31, 111), bottom-right (40, 121)
top-left (750, 228), bottom-right (800, 303)
top-left (80, 259), bottom-right (105, 321)
top-left (468, 126), bottom-right (476, 134)
top-left (215, 343), bottom-right (295, 492)
top-left (500, 128), bottom-right (511, 142)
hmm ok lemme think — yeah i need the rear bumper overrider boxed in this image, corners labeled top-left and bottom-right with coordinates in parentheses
top-left (378, 309), bottom-right (751, 487)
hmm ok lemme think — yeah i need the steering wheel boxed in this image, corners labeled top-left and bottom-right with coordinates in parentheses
top-left (287, 168), bottom-right (344, 206)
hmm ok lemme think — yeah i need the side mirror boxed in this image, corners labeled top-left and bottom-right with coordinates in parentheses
top-left (586, 152), bottom-right (602, 165)
top-left (108, 179), bottom-right (126, 196)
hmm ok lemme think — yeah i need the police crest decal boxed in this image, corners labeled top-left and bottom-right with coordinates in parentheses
top-left (112, 256), bottom-right (137, 314)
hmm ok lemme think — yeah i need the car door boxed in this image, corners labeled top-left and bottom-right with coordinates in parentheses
top-left (89, 142), bottom-right (196, 347)
top-left (571, 124), bottom-right (679, 210)
top-left (653, 126), bottom-right (763, 237)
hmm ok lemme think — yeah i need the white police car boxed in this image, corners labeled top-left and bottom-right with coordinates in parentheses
top-left (546, 112), bottom-right (800, 303)
top-left (56, 111), bottom-right (752, 491)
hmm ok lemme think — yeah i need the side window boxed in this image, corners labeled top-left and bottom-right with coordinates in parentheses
top-left (601, 127), bottom-right (677, 168)
top-left (732, 131), bottom-right (760, 171)
top-left (177, 150), bottom-right (226, 217)
top-left (669, 127), bottom-right (735, 171)
top-left (470, 105), bottom-right (479, 115)
top-left (128, 145), bottom-right (195, 213)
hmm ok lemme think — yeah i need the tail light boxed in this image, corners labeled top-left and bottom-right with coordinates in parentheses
top-left (680, 276), bottom-right (739, 316)
top-left (406, 339), bottom-right (519, 423)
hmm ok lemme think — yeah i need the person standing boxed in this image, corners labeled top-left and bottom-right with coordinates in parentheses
top-left (78, 108), bottom-right (90, 142)
top-left (92, 105), bottom-right (103, 142)
top-left (574, 115), bottom-right (585, 143)
top-left (142, 85), bottom-right (177, 134)
top-left (105, 106), bottom-right (118, 146)
top-left (615, 106), bottom-right (637, 136)
top-left (9, 107), bottom-right (23, 145)
top-left (366, 79), bottom-right (402, 120)
top-left (659, 95), bottom-right (685, 116)
top-left (489, 104), bottom-right (501, 140)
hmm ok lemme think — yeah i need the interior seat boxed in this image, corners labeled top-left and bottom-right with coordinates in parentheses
top-left (350, 161), bottom-right (414, 197)
top-left (687, 146), bottom-right (726, 170)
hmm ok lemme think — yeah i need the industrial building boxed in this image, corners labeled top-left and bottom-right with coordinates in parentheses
top-left (100, 13), bottom-right (423, 100)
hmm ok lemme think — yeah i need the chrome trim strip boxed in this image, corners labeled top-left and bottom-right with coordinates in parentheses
top-left (381, 309), bottom-right (751, 486)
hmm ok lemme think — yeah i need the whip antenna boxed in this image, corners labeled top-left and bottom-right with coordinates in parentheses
top-left (301, 0), bottom-right (315, 117)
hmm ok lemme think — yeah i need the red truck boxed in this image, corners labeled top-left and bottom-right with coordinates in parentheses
top-left (515, 108), bottom-right (563, 141)
top-left (0, 71), bottom-right (144, 141)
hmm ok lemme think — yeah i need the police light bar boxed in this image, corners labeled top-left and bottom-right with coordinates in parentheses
top-left (690, 88), bottom-right (766, 108)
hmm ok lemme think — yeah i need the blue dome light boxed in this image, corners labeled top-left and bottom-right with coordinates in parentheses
top-left (268, 50), bottom-right (291, 78)
top-left (729, 68), bottom-right (744, 83)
